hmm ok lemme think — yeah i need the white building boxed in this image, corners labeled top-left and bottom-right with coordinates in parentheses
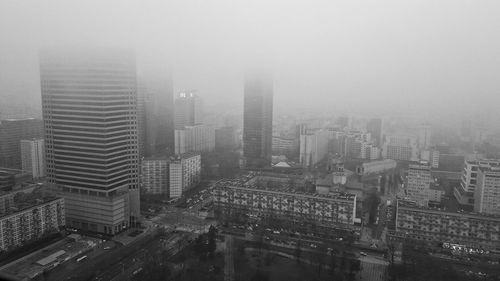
top-left (454, 159), bottom-right (500, 207)
top-left (299, 130), bottom-right (329, 167)
top-left (474, 166), bottom-right (500, 215)
top-left (169, 153), bottom-right (201, 198)
top-left (175, 124), bottom-right (215, 154)
top-left (406, 164), bottom-right (432, 207)
top-left (140, 158), bottom-right (168, 194)
top-left (20, 139), bottom-right (45, 178)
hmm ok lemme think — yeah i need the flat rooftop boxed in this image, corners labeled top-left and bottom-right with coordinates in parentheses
top-left (397, 200), bottom-right (500, 220)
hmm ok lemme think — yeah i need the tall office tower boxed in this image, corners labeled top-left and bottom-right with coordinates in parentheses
top-left (138, 74), bottom-right (174, 157)
top-left (474, 166), bottom-right (500, 215)
top-left (40, 49), bottom-right (140, 235)
top-left (406, 164), bottom-right (432, 207)
top-left (366, 118), bottom-right (383, 147)
top-left (418, 123), bottom-right (432, 149)
top-left (174, 91), bottom-right (203, 129)
top-left (0, 118), bottom-right (43, 169)
top-left (243, 73), bottom-right (273, 168)
top-left (20, 139), bottom-right (45, 179)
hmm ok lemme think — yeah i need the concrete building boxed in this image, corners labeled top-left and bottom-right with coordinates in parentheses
top-left (299, 130), bottom-right (329, 168)
top-left (168, 153), bottom-right (201, 198)
top-left (382, 135), bottom-right (419, 162)
top-left (243, 73), bottom-right (273, 168)
top-left (0, 192), bottom-right (65, 251)
top-left (454, 159), bottom-right (500, 207)
top-left (356, 159), bottom-right (397, 176)
top-left (20, 139), bottom-right (45, 179)
top-left (140, 158), bottom-right (168, 194)
top-left (392, 200), bottom-right (500, 249)
top-left (366, 118), bottom-right (383, 147)
top-left (420, 149), bottom-right (440, 169)
top-left (40, 49), bottom-right (140, 234)
top-left (174, 91), bottom-right (203, 129)
top-left (474, 166), bottom-right (500, 215)
top-left (174, 124), bottom-right (215, 154)
top-left (406, 164), bottom-right (432, 207)
top-left (214, 173), bottom-right (357, 232)
top-left (0, 119), bottom-right (43, 170)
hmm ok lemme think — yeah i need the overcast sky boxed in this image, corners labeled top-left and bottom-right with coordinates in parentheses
top-left (0, 0), bottom-right (499, 118)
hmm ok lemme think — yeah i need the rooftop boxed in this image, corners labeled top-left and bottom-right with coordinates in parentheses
top-left (397, 200), bottom-right (500, 220)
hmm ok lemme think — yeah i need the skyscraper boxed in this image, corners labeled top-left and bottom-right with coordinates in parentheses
top-left (243, 73), bottom-right (273, 168)
top-left (174, 91), bottom-right (203, 129)
top-left (366, 118), bottom-right (383, 147)
top-left (0, 118), bottom-right (43, 169)
top-left (418, 123), bottom-right (432, 149)
top-left (40, 49), bottom-right (140, 234)
top-left (20, 138), bottom-right (45, 179)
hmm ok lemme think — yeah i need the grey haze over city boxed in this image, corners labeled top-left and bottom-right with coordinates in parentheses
top-left (1, 0), bottom-right (499, 121)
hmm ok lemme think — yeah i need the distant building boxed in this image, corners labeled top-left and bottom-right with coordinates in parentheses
top-left (168, 153), bottom-right (201, 198)
top-left (382, 135), bottom-right (418, 162)
top-left (406, 164), bottom-right (432, 207)
top-left (174, 91), bottom-right (203, 129)
top-left (213, 173), bottom-right (357, 232)
top-left (175, 124), bottom-right (215, 154)
top-left (140, 158), bottom-right (168, 194)
top-left (0, 119), bottom-right (43, 169)
top-left (418, 124), bottom-right (432, 150)
top-left (420, 149), bottom-right (440, 169)
top-left (0, 169), bottom-right (32, 191)
top-left (299, 130), bottom-right (329, 168)
top-left (243, 73), bottom-right (273, 168)
top-left (356, 159), bottom-right (397, 176)
top-left (20, 139), bottom-right (45, 179)
top-left (366, 118), bottom-right (383, 147)
top-left (474, 166), bottom-right (500, 215)
top-left (392, 200), bottom-right (500, 249)
top-left (454, 159), bottom-right (500, 207)
top-left (0, 190), bottom-right (65, 251)
top-left (428, 183), bottom-right (444, 203)
top-left (215, 126), bottom-right (238, 151)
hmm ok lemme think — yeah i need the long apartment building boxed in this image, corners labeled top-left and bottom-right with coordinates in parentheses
top-left (40, 49), bottom-right (140, 235)
top-left (454, 158), bottom-right (500, 207)
top-left (0, 194), bottom-right (65, 251)
top-left (213, 173), bottom-right (357, 230)
top-left (392, 200), bottom-right (500, 249)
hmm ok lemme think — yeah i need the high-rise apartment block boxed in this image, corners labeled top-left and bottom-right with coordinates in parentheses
top-left (0, 118), bottom-right (43, 169)
top-left (474, 166), bottom-right (500, 215)
top-left (243, 73), bottom-right (273, 168)
top-left (140, 158), bottom-right (168, 194)
top-left (168, 153), bottom-right (201, 198)
top-left (406, 164), bottom-right (432, 207)
top-left (454, 159), bottom-right (500, 207)
top-left (40, 49), bottom-right (140, 235)
top-left (299, 130), bottom-right (329, 168)
top-left (20, 139), bottom-right (45, 179)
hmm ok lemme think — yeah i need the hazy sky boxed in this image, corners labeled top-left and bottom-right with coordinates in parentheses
top-left (0, 0), bottom-right (499, 118)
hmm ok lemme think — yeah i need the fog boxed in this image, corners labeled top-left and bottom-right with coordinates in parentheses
top-left (0, 0), bottom-right (499, 119)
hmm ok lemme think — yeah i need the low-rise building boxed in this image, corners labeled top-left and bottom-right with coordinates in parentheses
top-left (213, 173), bottom-right (357, 232)
top-left (392, 200), bottom-right (500, 249)
top-left (356, 159), bottom-right (397, 176)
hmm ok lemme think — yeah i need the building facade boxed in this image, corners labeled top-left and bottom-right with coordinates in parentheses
top-left (213, 174), bottom-right (357, 231)
top-left (20, 139), bottom-right (45, 179)
top-left (382, 135), bottom-right (419, 162)
top-left (243, 73), bottom-right (273, 168)
top-left (40, 49), bottom-right (140, 235)
top-left (140, 158), bottom-right (168, 194)
top-left (393, 200), bottom-right (500, 249)
top-left (174, 91), bottom-right (203, 129)
top-left (366, 118), bottom-right (383, 147)
top-left (0, 197), bottom-right (65, 251)
top-left (175, 124), bottom-right (215, 155)
top-left (454, 159), bottom-right (500, 207)
top-left (168, 153), bottom-right (201, 198)
top-left (406, 164), bottom-right (432, 207)
top-left (474, 166), bottom-right (500, 215)
top-left (0, 119), bottom-right (43, 170)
